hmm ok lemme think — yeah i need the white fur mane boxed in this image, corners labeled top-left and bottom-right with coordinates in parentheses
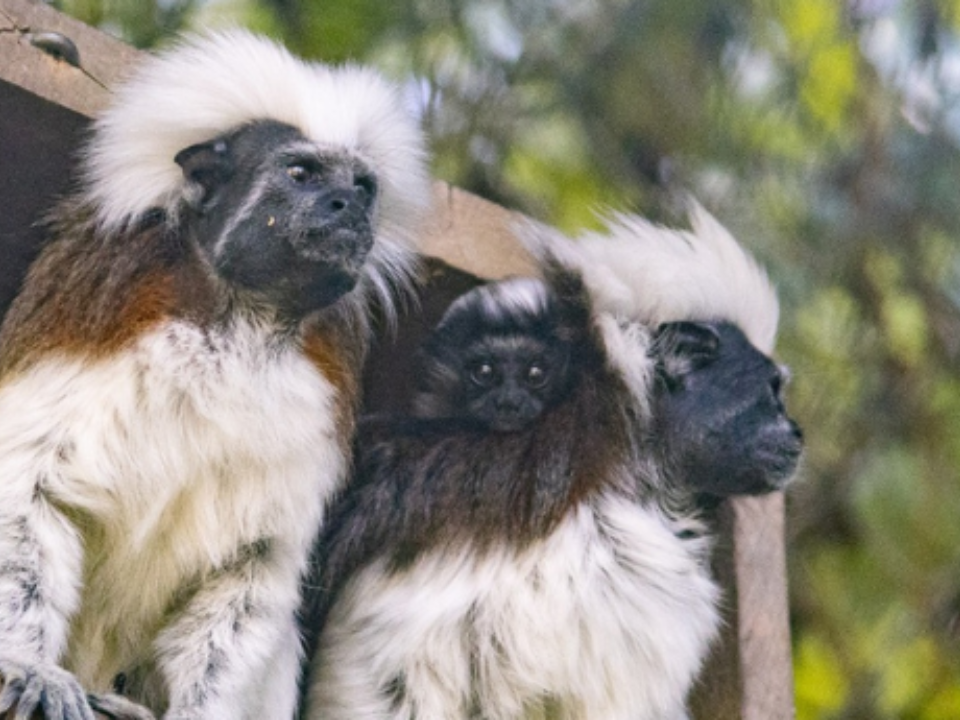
top-left (83, 30), bottom-right (431, 239)
top-left (521, 204), bottom-right (780, 354)
top-left (437, 277), bottom-right (550, 332)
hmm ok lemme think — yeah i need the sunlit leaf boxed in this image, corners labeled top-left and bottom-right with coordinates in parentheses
top-left (795, 633), bottom-right (848, 717)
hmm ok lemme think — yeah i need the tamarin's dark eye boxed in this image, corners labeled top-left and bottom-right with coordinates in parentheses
top-left (526, 363), bottom-right (548, 388)
top-left (353, 174), bottom-right (378, 201)
top-left (286, 164), bottom-right (312, 183)
top-left (470, 362), bottom-right (498, 387)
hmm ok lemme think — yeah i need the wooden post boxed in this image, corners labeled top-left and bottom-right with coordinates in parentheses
top-left (690, 493), bottom-right (794, 720)
top-left (0, 2), bottom-right (795, 716)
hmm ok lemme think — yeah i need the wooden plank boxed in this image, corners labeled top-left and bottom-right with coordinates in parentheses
top-left (420, 183), bottom-right (537, 279)
top-left (690, 493), bottom-right (794, 719)
top-left (734, 492), bottom-right (794, 719)
top-left (0, 5), bottom-right (795, 717)
top-left (0, 0), bottom-right (140, 116)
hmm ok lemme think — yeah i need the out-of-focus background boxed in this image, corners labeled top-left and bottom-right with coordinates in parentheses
top-left (49, 0), bottom-right (960, 716)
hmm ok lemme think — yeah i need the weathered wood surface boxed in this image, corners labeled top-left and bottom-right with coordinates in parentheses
top-left (0, 2), bottom-right (795, 716)
top-left (690, 493), bottom-right (794, 720)
top-left (0, 0), bottom-right (139, 115)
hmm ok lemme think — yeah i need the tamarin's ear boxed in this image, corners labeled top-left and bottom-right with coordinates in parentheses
top-left (654, 321), bottom-right (721, 384)
top-left (174, 138), bottom-right (233, 212)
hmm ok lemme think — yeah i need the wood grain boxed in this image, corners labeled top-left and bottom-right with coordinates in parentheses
top-left (734, 493), bottom-right (794, 720)
top-left (420, 183), bottom-right (538, 279)
top-left (0, 0), bottom-right (139, 116)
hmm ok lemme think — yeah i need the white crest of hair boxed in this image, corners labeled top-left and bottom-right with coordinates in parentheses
top-left (307, 491), bottom-right (718, 720)
top-left (83, 29), bottom-right (432, 242)
top-left (485, 276), bottom-right (551, 317)
top-left (437, 276), bottom-right (549, 333)
top-left (518, 203), bottom-right (779, 354)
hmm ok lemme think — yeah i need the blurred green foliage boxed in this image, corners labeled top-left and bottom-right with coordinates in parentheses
top-left (53, 0), bottom-right (960, 716)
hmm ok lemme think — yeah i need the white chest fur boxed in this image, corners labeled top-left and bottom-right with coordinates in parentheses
top-left (0, 318), bottom-right (341, 687)
top-left (311, 493), bottom-right (720, 720)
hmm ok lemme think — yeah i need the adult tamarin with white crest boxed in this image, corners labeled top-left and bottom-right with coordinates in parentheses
top-left (0, 31), bottom-right (429, 720)
top-left (299, 207), bottom-right (802, 720)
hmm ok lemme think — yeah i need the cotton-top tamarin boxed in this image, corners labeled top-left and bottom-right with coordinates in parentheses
top-left (299, 208), bottom-right (802, 720)
top-left (0, 31), bottom-right (429, 720)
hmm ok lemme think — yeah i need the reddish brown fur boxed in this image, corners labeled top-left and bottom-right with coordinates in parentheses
top-left (0, 204), bottom-right (220, 377)
top-left (0, 201), bottom-right (375, 458)
top-left (302, 316), bottom-right (367, 457)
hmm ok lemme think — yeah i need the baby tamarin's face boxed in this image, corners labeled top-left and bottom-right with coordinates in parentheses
top-left (413, 277), bottom-right (574, 433)
top-left (451, 330), bottom-right (571, 432)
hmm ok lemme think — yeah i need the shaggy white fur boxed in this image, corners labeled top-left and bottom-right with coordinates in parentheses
top-left (84, 30), bottom-right (431, 239)
top-left (310, 494), bottom-right (717, 720)
top-left (521, 205), bottom-right (779, 354)
top-left (0, 319), bottom-right (337, 718)
top-left (436, 276), bottom-right (551, 332)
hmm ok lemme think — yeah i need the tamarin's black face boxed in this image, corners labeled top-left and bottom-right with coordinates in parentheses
top-left (653, 321), bottom-right (804, 497)
top-left (456, 332), bottom-right (570, 432)
top-left (413, 278), bottom-right (577, 433)
top-left (175, 120), bottom-right (379, 317)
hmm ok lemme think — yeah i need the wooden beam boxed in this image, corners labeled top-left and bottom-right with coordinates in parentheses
top-left (690, 493), bottom-right (794, 720)
top-left (421, 183), bottom-right (537, 279)
top-left (734, 493), bottom-right (794, 719)
top-left (0, 0), bottom-right (139, 115)
top-left (0, 4), bottom-right (795, 717)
